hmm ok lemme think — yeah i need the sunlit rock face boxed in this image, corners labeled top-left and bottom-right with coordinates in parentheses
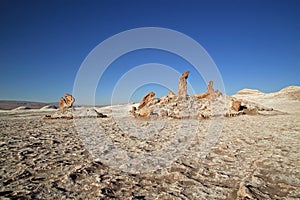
top-left (178, 71), bottom-right (189, 97)
top-left (59, 94), bottom-right (75, 111)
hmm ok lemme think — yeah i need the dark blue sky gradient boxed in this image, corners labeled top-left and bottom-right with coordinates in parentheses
top-left (0, 0), bottom-right (299, 104)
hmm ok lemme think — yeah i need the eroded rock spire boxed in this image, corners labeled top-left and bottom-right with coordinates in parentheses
top-left (178, 71), bottom-right (189, 97)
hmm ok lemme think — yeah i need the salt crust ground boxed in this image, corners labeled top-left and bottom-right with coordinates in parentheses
top-left (0, 90), bottom-right (299, 199)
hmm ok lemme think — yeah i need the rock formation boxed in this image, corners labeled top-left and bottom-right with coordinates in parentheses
top-left (131, 71), bottom-right (276, 119)
top-left (65, 94), bottom-right (75, 107)
top-left (178, 71), bottom-right (189, 97)
top-left (231, 100), bottom-right (241, 112)
top-left (59, 97), bottom-right (67, 109)
top-left (59, 94), bottom-right (75, 110)
top-left (138, 92), bottom-right (155, 110)
top-left (138, 108), bottom-right (151, 118)
top-left (44, 94), bottom-right (107, 119)
top-left (206, 80), bottom-right (214, 94)
top-left (195, 80), bottom-right (215, 99)
top-left (132, 92), bottom-right (155, 118)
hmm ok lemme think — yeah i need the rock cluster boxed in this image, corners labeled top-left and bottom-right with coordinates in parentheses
top-left (43, 94), bottom-right (107, 119)
top-left (131, 71), bottom-right (275, 119)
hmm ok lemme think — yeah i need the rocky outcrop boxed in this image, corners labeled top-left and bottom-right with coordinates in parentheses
top-left (131, 71), bottom-right (221, 119)
top-left (232, 100), bottom-right (242, 112)
top-left (195, 80), bottom-right (216, 99)
top-left (131, 71), bottom-right (276, 119)
top-left (226, 97), bottom-right (276, 117)
top-left (207, 80), bottom-right (213, 93)
top-left (59, 94), bottom-right (75, 110)
top-left (138, 92), bottom-right (155, 110)
top-left (59, 97), bottom-right (67, 109)
top-left (65, 94), bottom-right (75, 107)
top-left (135, 92), bottom-right (156, 118)
top-left (138, 108), bottom-right (151, 118)
top-left (178, 71), bottom-right (189, 97)
top-left (44, 94), bottom-right (106, 119)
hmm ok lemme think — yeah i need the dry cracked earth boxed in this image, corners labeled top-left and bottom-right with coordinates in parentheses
top-left (0, 102), bottom-right (299, 199)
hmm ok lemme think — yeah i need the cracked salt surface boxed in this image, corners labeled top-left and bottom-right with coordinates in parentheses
top-left (0, 91), bottom-right (299, 199)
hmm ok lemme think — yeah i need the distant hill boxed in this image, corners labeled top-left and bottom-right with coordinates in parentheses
top-left (0, 100), bottom-right (58, 110)
top-left (274, 86), bottom-right (300, 100)
top-left (235, 88), bottom-right (263, 95)
top-left (234, 86), bottom-right (300, 101)
top-left (233, 86), bottom-right (300, 114)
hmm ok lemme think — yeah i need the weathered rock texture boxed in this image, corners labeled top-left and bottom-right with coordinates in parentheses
top-left (232, 100), bottom-right (242, 112)
top-left (178, 71), bottom-right (189, 97)
top-left (59, 94), bottom-right (75, 110)
top-left (207, 80), bottom-right (214, 94)
top-left (131, 92), bottom-right (155, 118)
top-left (131, 71), bottom-right (277, 119)
top-left (138, 92), bottom-right (155, 110)
top-left (59, 97), bottom-right (67, 109)
top-left (65, 94), bottom-right (75, 107)
top-left (195, 80), bottom-right (216, 99)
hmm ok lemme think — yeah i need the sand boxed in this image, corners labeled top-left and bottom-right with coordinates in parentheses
top-left (0, 89), bottom-right (299, 199)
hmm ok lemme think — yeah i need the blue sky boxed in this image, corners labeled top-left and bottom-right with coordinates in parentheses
top-left (0, 0), bottom-right (299, 105)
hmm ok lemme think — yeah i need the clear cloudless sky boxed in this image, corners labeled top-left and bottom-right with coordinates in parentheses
top-left (0, 0), bottom-right (299, 105)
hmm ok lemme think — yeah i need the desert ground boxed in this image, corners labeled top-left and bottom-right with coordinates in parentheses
top-left (0, 87), bottom-right (299, 199)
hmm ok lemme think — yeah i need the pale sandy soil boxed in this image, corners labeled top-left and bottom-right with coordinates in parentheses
top-left (0, 89), bottom-right (299, 199)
